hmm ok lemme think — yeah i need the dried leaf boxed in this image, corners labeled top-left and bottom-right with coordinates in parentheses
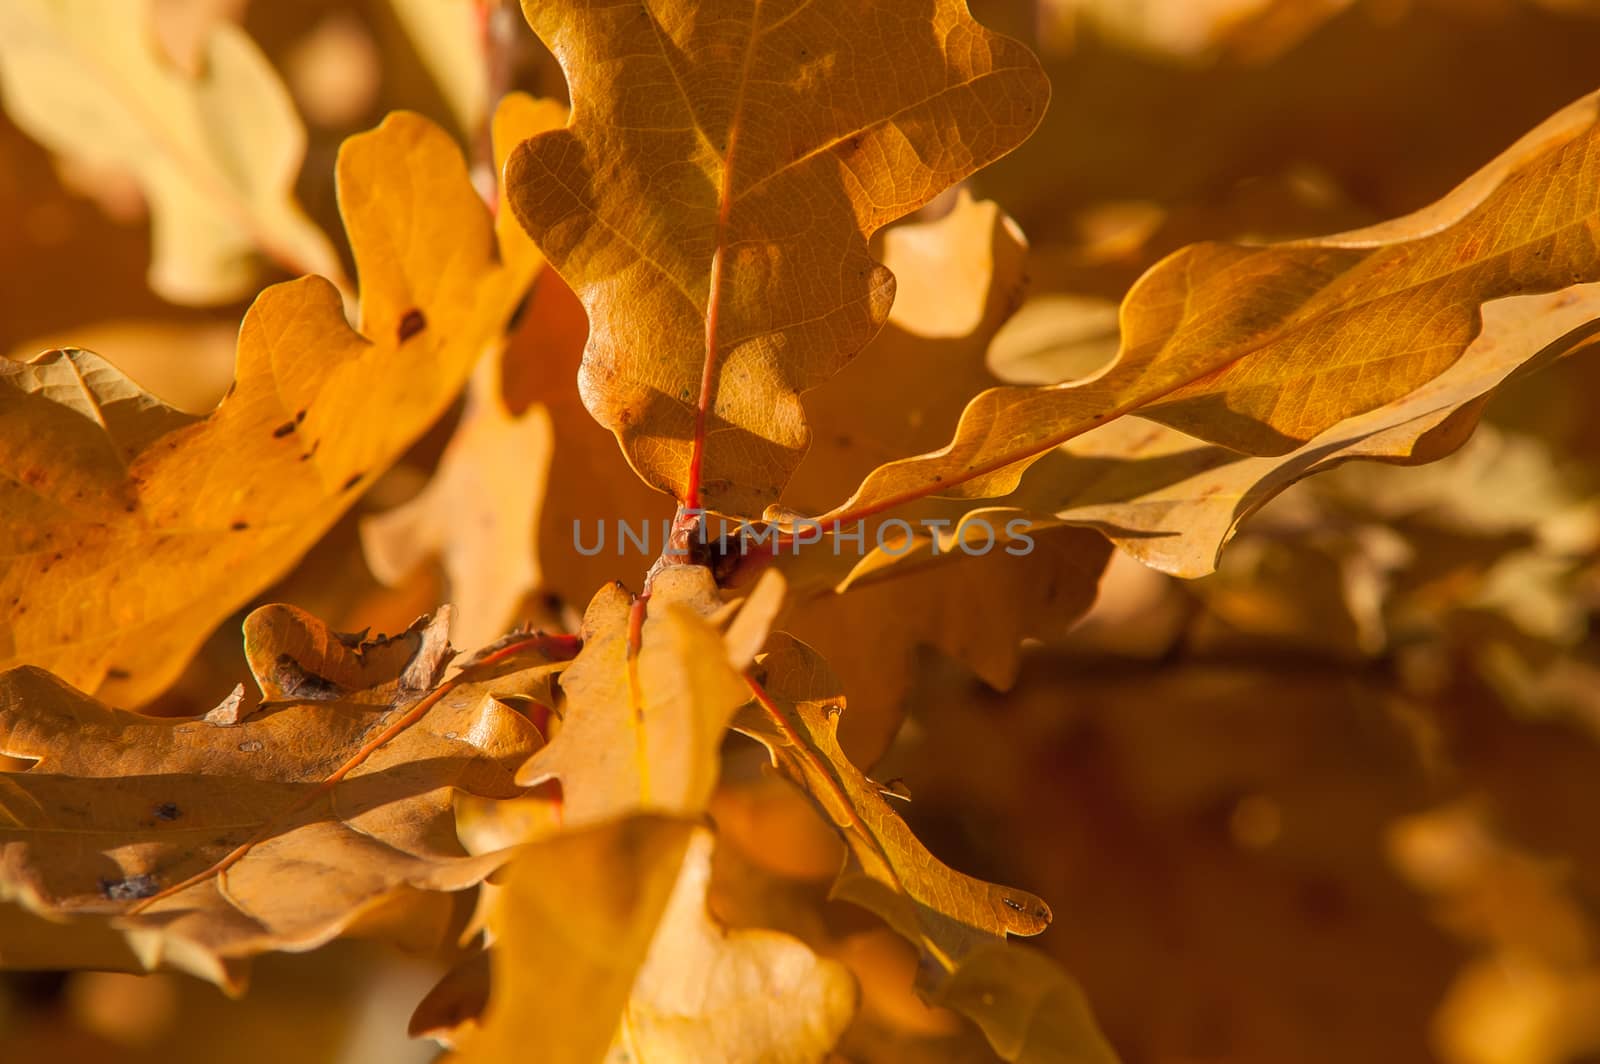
top-left (781, 514), bottom-right (1111, 762)
top-left (0, 0), bottom-right (342, 303)
top-left (783, 193), bottom-right (1030, 515)
top-left (505, 0), bottom-right (1049, 513)
top-left (735, 636), bottom-right (1096, 1061)
top-left (0, 100), bottom-right (553, 705)
top-left (609, 828), bottom-right (857, 1063)
top-left (0, 605), bottom-right (565, 988)
top-left (1028, 282), bottom-right (1600, 577)
top-left (517, 566), bottom-right (779, 824)
top-left (825, 91), bottom-right (1600, 522)
top-left (454, 815), bottom-right (698, 1064)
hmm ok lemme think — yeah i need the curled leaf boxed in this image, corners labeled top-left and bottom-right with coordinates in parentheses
top-left (826, 91), bottom-right (1600, 522)
top-left (0, 606), bottom-right (564, 988)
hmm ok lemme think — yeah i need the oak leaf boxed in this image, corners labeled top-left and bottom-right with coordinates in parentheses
top-left (780, 514), bottom-right (1111, 763)
top-left (782, 192), bottom-right (1031, 515)
top-left (1028, 282), bottom-right (1600, 577)
top-left (0, 98), bottom-right (556, 705)
top-left (517, 566), bottom-right (784, 825)
top-left (825, 91), bottom-right (1600, 523)
top-left (505, 0), bottom-right (1050, 513)
top-left (607, 827), bottom-right (857, 1063)
top-left (0, 605), bottom-right (564, 988)
top-left (452, 816), bottom-right (697, 1064)
top-left (751, 197), bottom-right (1110, 759)
top-left (358, 99), bottom-right (573, 654)
top-left (734, 635), bottom-right (1107, 1060)
top-left (0, 0), bottom-right (342, 304)
top-left (363, 234), bottom-right (667, 643)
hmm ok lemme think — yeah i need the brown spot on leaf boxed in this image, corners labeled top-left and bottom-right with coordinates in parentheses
top-left (398, 308), bottom-right (427, 342)
top-left (272, 420), bottom-right (297, 438)
top-left (231, 520), bottom-right (249, 531)
top-left (342, 472), bottom-right (364, 491)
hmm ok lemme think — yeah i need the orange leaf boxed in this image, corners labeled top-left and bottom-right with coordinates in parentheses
top-left (505, 0), bottom-right (1049, 514)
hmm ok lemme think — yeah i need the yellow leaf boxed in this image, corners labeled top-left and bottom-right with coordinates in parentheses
top-left (0, 0), bottom-right (342, 304)
top-left (610, 828), bottom-right (857, 1063)
top-left (824, 91), bottom-right (1600, 523)
top-left (0, 606), bottom-right (566, 989)
top-left (0, 100), bottom-right (555, 705)
top-left (1027, 281), bottom-right (1600, 577)
top-left (455, 815), bottom-right (697, 1064)
top-left (361, 356), bottom-right (555, 654)
top-left (734, 635), bottom-right (1094, 1064)
top-left (518, 565), bottom-right (779, 824)
top-left (505, 0), bottom-right (1049, 514)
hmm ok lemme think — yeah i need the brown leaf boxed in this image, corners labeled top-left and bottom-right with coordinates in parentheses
top-left (0, 99), bottom-right (554, 705)
top-left (0, 606), bottom-right (564, 988)
top-left (241, 603), bottom-right (454, 704)
top-left (505, 0), bottom-right (1049, 513)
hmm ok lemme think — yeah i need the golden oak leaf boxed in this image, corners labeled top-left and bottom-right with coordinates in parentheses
top-left (505, 0), bottom-right (1049, 514)
top-left (517, 566), bottom-right (783, 825)
top-left (0, 605), bottom-right (566, 989)
top-left (734, 635), bottom-right (1096, 1062)
top-left (782, 192), bottom-right (1030, 515)
top-left (362, 179), bottom-right (666, 646)
top-left (732, 195), bottom-right (1111, 760)
top-left (607, 827), bottom-right (857, 1063)
top-left (824, 90), bottom-right (1600, 523)
top-left (985, 293), bottom-right (1121, 387)
top-left (1025, 281), bottom-right (1600, 577)
top-left (0, 0), bottom-right (342, 304)
top-left (779, 514), bottom-right (1111, 764)
top-left (454, 815), bottom-right (698, 1064)
top-left (0, 98), bottom-right (555, 706)
top-left (240, 603), bottom-right (456, 704)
